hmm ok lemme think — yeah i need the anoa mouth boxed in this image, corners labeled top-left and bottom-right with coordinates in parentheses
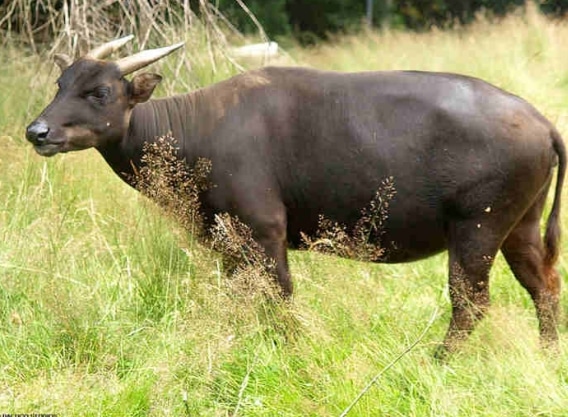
top-left (33, 142), bottom-right (65, 157)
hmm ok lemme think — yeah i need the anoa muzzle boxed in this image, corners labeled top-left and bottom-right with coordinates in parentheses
top-left (26, 36), bottom-right (565, 357)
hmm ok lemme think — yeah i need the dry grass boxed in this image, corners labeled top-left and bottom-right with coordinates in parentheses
top-left (0, 0), bottom-right (236, 53)
top-left (210, 213), bottom-right (280, 299)
top-left (302, 176), bottom-right (396, 262)
top-left (132, 134), bottom-right (212, 237)
top-left (0, 0), bottom-right (283, 96)
top-left (291, 5), bottom-right (568, 122)
top-left (131, 135), bottom-right (281, 301)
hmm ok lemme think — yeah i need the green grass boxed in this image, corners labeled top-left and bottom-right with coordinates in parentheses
top-left (3, 10), bottom-right (568, 416)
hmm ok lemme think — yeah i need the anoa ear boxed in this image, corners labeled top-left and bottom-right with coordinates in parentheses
top-left (129, 73), bottom-right (162, 105)
top-left (54, 53), bottom-right (73, 71)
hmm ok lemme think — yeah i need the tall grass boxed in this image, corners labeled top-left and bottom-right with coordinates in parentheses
top-left (2, 7), bottom-right (568, 416)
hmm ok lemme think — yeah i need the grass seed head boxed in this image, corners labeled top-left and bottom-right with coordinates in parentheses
top-left (131, 133), bottom-right (212, 238)
top-left (303, 176), bottom-right (396, 262)
top-left (210, 213), bottom-right (281, 301)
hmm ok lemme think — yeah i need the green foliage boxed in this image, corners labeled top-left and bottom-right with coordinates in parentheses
top-left (392, 0), bottom-right (526, 30)
top-left (208, 0), bottom-right (564, 39)
top-left (286, 0), bottom-right (369, 42)
top-left (216, 0), bottom-right (291, 37)
top-left (540, 0), bottom-right (568, 15)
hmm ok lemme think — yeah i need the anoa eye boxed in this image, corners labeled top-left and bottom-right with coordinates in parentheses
top-left (87, 86), bottom-right (110, 100)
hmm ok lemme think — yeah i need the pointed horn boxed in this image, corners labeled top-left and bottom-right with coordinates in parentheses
top-left (85, 34), bottom-right (134, 60)
top-left (115, 42), bottom-right (185, 76)
top-left (54, 53), bottom-right (73, 71)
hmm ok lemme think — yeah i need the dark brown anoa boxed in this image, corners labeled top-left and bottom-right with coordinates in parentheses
top-left (26, 37), bottom-right (565, 355)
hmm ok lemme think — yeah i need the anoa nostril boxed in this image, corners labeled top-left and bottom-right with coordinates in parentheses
top-left (26, 120), bottom-right (50, 145)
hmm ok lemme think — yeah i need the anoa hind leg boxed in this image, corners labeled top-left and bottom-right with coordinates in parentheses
top-left (501, 191), bottom-right (561, 346)
top-left (439, 220), bottom-right (505, 356)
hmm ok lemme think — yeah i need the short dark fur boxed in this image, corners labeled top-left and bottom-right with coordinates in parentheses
top-left (27, 59), bottom-right (565, 354)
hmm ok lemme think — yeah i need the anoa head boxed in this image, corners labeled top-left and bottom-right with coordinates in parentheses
top-left (26, 36), bottom-right (183, 156)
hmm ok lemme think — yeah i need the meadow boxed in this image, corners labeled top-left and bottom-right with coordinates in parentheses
top-left (2, 8), bottom-right (568, 416)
